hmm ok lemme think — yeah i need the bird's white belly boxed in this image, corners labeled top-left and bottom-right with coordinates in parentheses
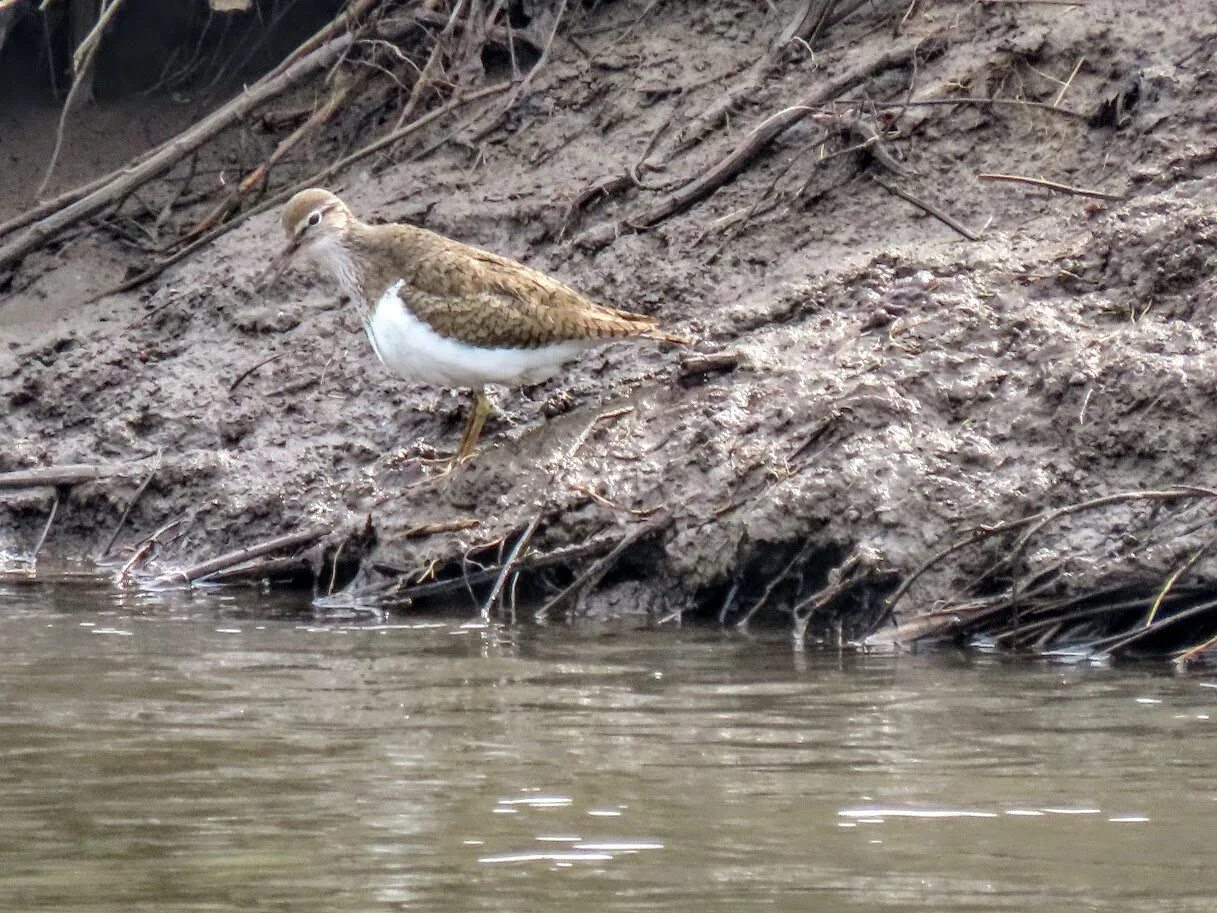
top-left (364, 281), bottom-right (588, 388)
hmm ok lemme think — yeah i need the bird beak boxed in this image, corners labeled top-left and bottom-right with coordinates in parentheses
top-left (259, 237), bottom-right (300, 290)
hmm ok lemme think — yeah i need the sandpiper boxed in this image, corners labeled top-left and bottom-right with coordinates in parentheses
top-left (269, 188), bottom-right (680, 461)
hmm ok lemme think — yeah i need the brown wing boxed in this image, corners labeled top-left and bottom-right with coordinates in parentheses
top-left (362, 223), bottom-right (660, 349)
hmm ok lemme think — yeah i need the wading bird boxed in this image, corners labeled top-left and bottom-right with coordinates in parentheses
top-left (270, 188), bottom-right (680, 463)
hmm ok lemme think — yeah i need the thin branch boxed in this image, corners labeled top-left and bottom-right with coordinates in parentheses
top-left (978, 172), bottom-right (1126, 201)
top-left (117, 516), bottom-right (184, 582)
top-left (1143, 536), bottom-right (1217, 628)
top-left (735, 537), bottom-right (818, 629)
top-left (1053, 55), bottom-right (1085, 108)
top-left (480, 512), bottom-right (541, 619)
top-left (168, 526), bottom-right (329, 583)
top-left (30, 494), bottom-right (60, 562)
top-left (874, 175), bottom-right (981, 241)
top-left (37, 0), bottom-right (129, 199)
top-left (88, 81), bottom-right (509, 301)
top-left (1175, 629), bottom-right (1217, 665)
top-left (883, 96), bottom-right (1088, 120)
top-left (97, 449), bottom-right (161, 558)
top-left (536, 513), bottom-right (669, 621)
top-left (0, 462), bottom-right (144, 489)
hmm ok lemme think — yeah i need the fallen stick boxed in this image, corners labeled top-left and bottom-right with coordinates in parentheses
top-left (1143, 536), bottom-right (1217, 628)
top-left (204, 553), bottom-right (314, 584)
top-left (30, 494), bottom-right (59, 562)
top-left (402, 518), bottom-right (481, 538)
top-left (192, 518), bottom-right (477, 588)
top-left (37, 0), bottom-right (129, 199)
top-left (90, 81), bottom-right (510, 301)
top-left (0, 13), bottom-right (421, 272)
top-left (381, 532), bottom-right (623, 601)
top-left (1088, 596), bottom-right (1217, 656)
top-left (977, 172), bottom-right (1126, 201)
top-left (228, 354), bottom-right (282, 394)
top-left (884, 96), bottom-right (1088, 120)
top-left (863, 599), bottom-right (1008, 646)
top-left (1053, 55), bottom-right (1086, 109)
top-left (1175, 626), bottom-right (1217, 665)
top-left (836, 116), bottom-right (980, 240)
top-left (978, 0), bottom-right (1085, 6)
top-left (734, 536), bottom-right (819, 629)
top-left (97, 451), bottom-right (161, 558)
top-left (170, 526), bottom-right (329, 583)
top-left (117, 516), bottom-right (184, 582)
top-left (0, 462), bottom-right (141, 489)
top-left (480, 512), bottom-right (542, 619)
top-left (874, 176), bottom-right (981, 241)
top-left (576, 43), bottom-right (920, 247)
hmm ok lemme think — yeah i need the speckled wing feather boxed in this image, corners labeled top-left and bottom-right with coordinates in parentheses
top-left (352, 223), bottom-right (662, 350)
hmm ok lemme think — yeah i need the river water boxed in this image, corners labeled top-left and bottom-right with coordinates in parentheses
top-left (2, 579), bottom-right (1216, 912)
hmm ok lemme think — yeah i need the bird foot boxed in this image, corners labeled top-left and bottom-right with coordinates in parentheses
top-left (385, 441), bottom-right (445, 467)
top-left (404, 452), bottom-right (475, 489)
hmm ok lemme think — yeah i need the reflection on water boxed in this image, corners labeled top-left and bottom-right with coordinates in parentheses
top-left (2, 578), bottom-right (1217, 912)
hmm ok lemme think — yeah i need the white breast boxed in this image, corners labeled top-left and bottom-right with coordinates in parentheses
top-left (364, 280), bottom-right (590, 388)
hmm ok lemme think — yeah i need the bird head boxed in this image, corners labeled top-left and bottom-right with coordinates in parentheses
top-left (264, 188), bottom-right (352, 285)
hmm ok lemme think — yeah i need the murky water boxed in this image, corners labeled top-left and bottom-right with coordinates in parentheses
top-left (3, 580), bottom-right (1217, 912)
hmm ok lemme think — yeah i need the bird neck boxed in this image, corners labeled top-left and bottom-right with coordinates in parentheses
top-left (313, 224), bottom-right (370, 318)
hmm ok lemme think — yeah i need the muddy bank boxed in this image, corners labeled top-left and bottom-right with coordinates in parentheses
top-left (4, 0), bottom-right (1217, 652)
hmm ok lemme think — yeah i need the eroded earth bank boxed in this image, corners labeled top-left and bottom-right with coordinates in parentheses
top-left (3, 0), bottom-right (1217, 655)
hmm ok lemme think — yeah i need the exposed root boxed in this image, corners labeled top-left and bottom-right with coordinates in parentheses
top-left (865, 488), bottom-right (1217, 660)
top-left (574, 42), bottom-right (930, 248)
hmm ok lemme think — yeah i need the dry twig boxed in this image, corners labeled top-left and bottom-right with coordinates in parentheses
top-left (37, 0), bottom-right (129, 199)
top-left (978, 172), bottom-right (1126, 201)
top-left (169, 526), bottom-right (329, 583)
top-left (874, 176), bottom-right (981, 241)
top-left (89, 81), bottom-right (510, 300)
top-left (536, 512), bottom-right (670, 621)
top-left (576, 43), bottom-right (921, 247)
top-left (30, 494), bottom-right (60, 562)
top-left (98, 450), bottom-right (161, 558)
top-left (0, 462), bottom-right (143, 489)
top-left (0, 14), bottom-right (422, 271)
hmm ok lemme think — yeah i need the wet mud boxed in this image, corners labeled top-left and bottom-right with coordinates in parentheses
top-left (3, 0), bottom-right (1217, 637)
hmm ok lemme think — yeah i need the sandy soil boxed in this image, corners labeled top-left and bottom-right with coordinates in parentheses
top-left (3, 0), bottom-right (1217, 634)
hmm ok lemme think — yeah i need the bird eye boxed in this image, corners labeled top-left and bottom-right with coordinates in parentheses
top-left (307, 211), bottom-right (322, 227)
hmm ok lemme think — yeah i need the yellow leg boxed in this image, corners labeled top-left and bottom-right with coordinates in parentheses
top-left (455, 387), bottom-right (491, 462)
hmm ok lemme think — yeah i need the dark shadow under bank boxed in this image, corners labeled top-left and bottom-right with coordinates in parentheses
top-left (7, 556), bottom-right (1217, 671)
top-left (12, 499), bottom-right (1217, 667)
